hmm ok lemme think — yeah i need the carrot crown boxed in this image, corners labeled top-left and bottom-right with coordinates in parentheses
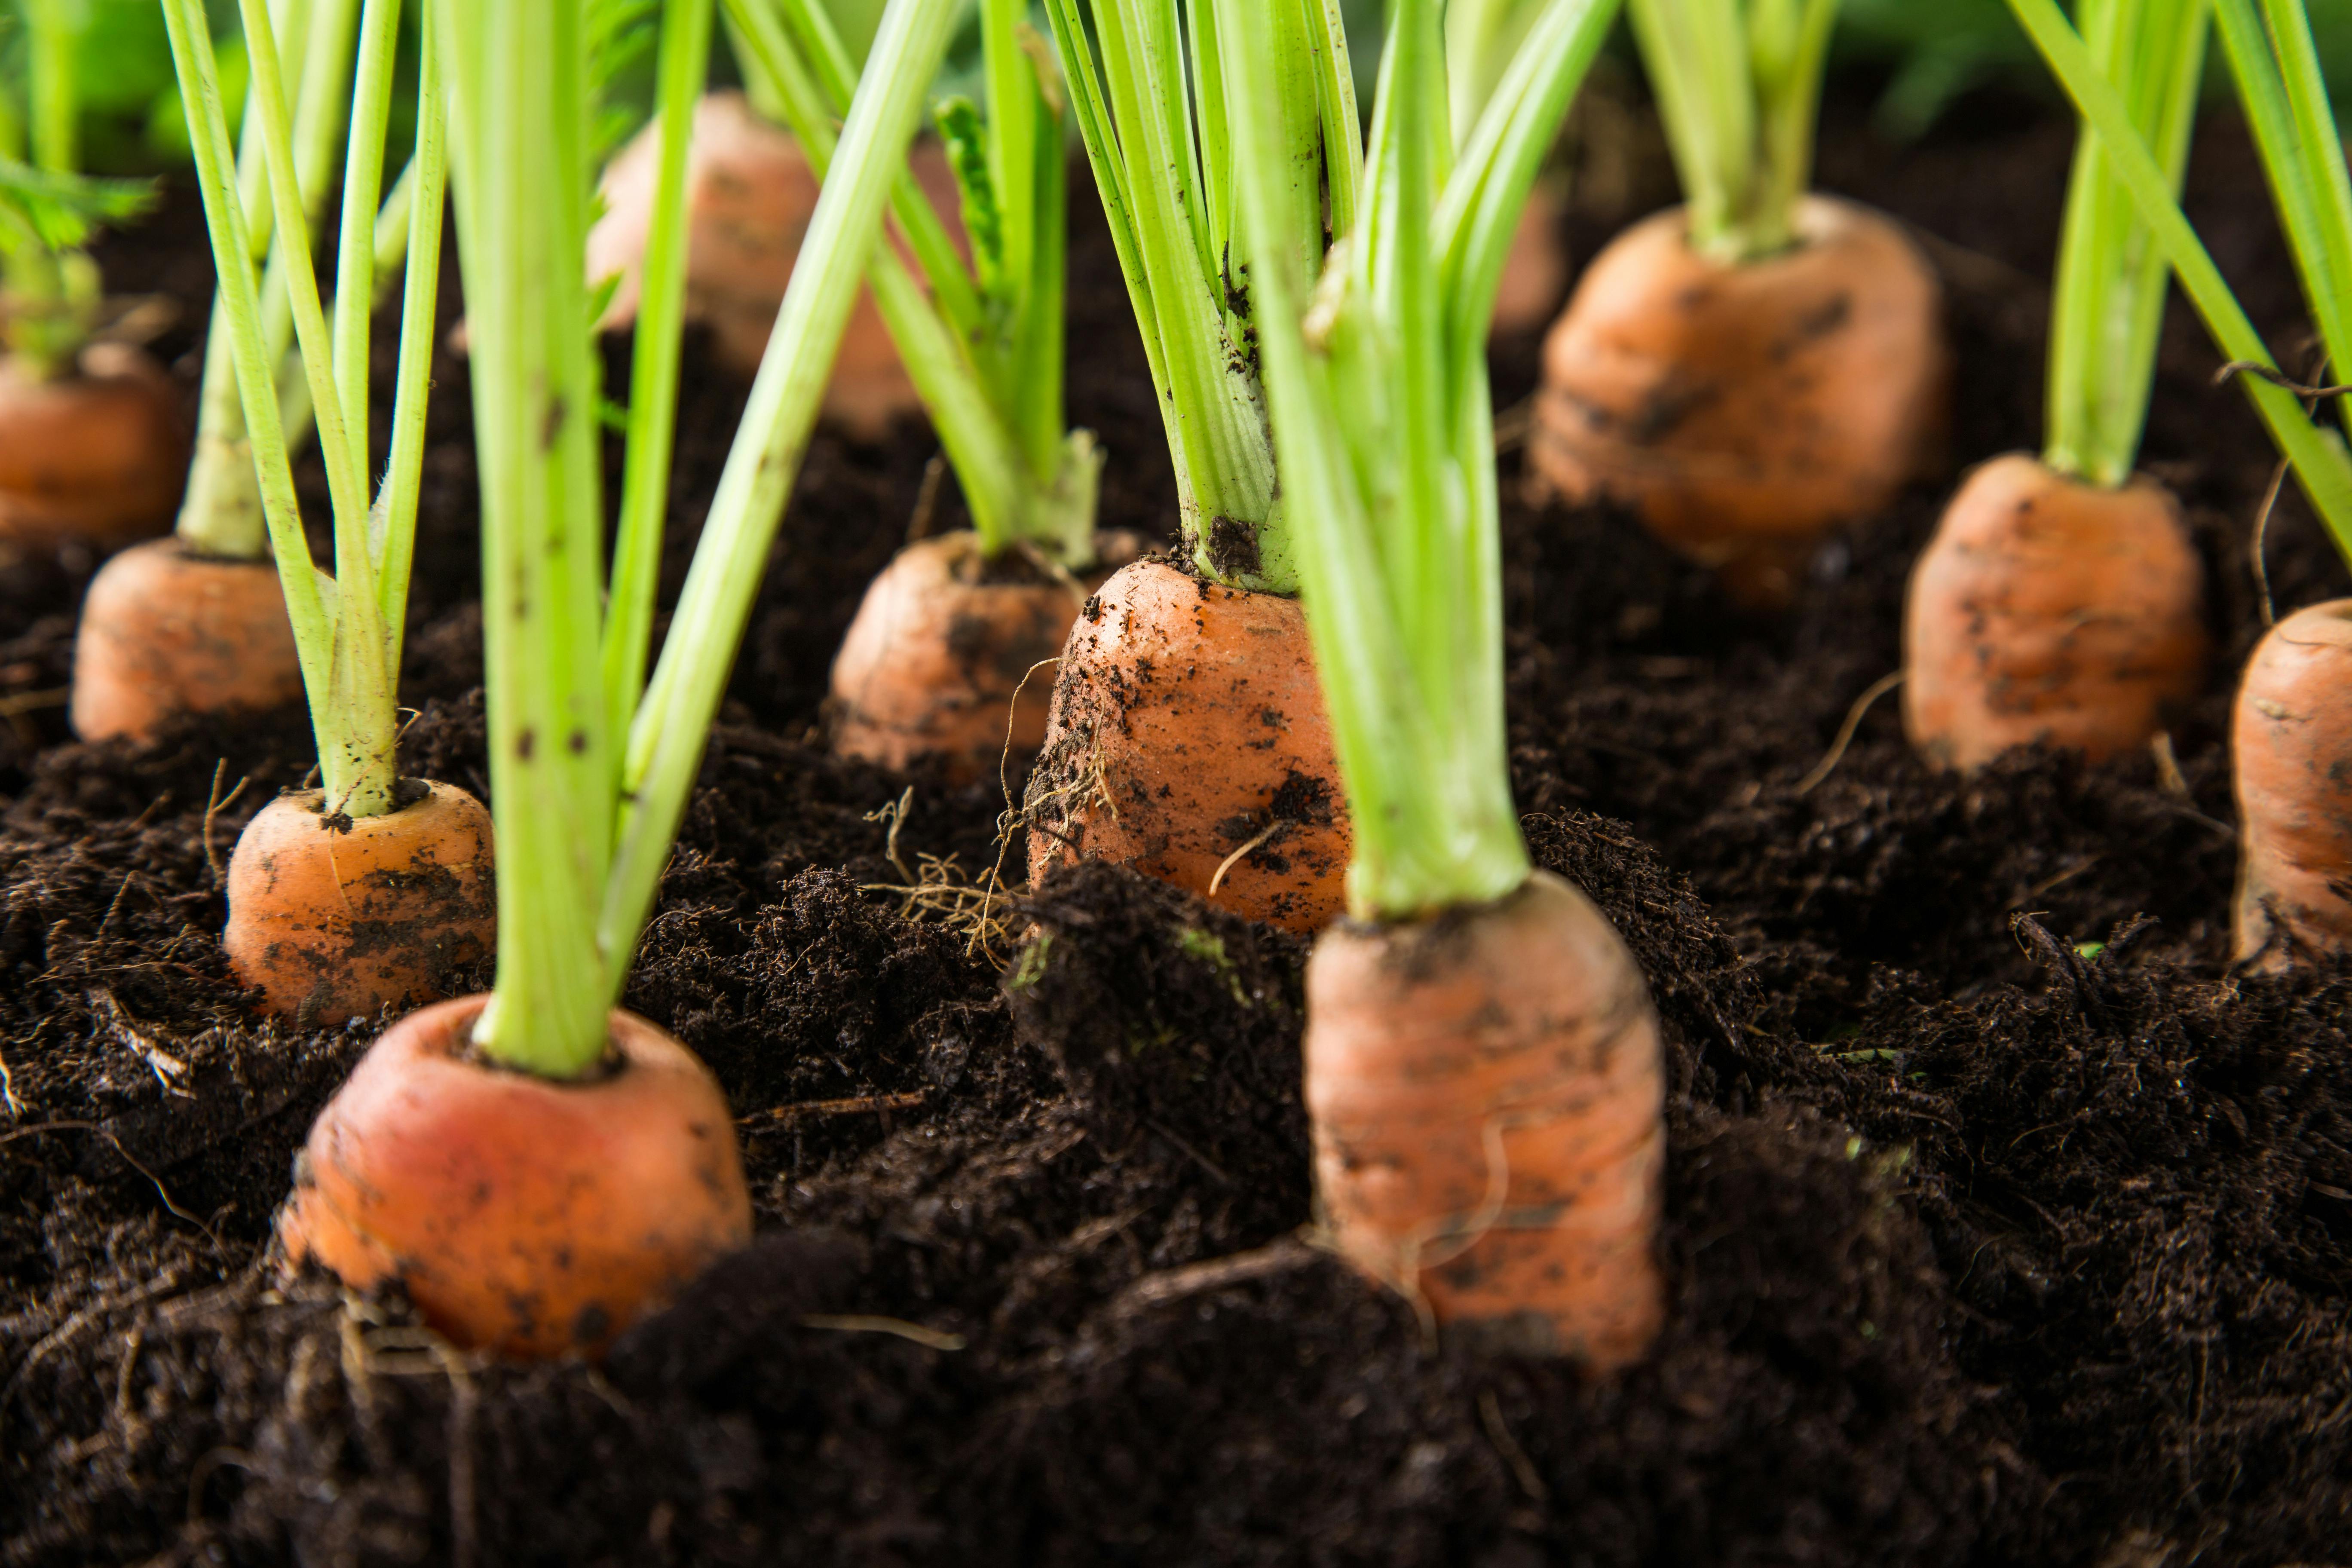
top-left (1223, 0), bottom-right (1617, 922)
top-left (0, 3), bottom-right (156, 381)
top-left (727, 0), bottom-right (1103, 567)
top-left (1041, 0), bottom-right (1366, 595)
top-left (1625, 0), bottom-right (1838, 264)
top-left (2042, 0), bottom-right (2207, 490)
top-left (429, 0), bottom-right (958, 1078)
top-left (2008, 0), bottom-right (2352, 558)
top-left (162, 0), bottom-right (447, 823)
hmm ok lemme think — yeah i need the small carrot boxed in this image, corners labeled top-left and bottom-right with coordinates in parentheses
top-left (831, 530), bottom-right (1139, 781)
top-left (588, 89), bottom-right (963, 437)
top-left (1904, 457), bottom-right (2208, 771)
top-left (1533, 196), bottom-right (1948, 607)
top-left (68, 538), bottom-right (305, 741)
top-left (2231, 601), bottom-right (2352, 967)
top-left (279, 995), bottom-right (751, 1357)
top-left (1026, 557), bottom-right (1351, 933)
top-left (223, 780), bottom-right (496, 1025)
top-left (0, 344), bottom-right (187, 556)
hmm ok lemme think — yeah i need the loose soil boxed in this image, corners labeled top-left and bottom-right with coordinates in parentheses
top-left (6, 78), bottom-right (2352, 1567)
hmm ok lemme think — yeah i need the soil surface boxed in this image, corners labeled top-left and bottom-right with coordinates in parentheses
top-left (6, 79), bottom-right (2352, 1568)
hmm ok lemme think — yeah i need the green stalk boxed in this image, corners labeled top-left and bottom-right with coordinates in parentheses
top-left (596, 0), bottom-right (963, 1009)
top-left (602, 0), bottom-right (715, 747)
top-left (26, 0), bottom-right (77, 176)
top-left (731, 0), bottom-right (1100, 564)
top-left (1222, 0), bottom-right (1616, 921)
top-left (2043, 0), bottom-right (2207, 488)
top-left (2008, 0), bottom-right (2352, 557)
top-left (1626, 0), bottom-right (1835, 263)
top-left (1044, 0), bottom-right (1363, 591)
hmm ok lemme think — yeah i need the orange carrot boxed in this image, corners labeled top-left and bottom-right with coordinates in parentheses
top-left (0, 343), bottom-right (188, 556)
top-left (830, 530), bottom-right (1139, 781)
top-left (1532, 197), bottom-right (1948, 607)
top-left (1024, 557), bottom-right (1350, 933)
top-left (277, 994), bottom-right (752, 1357)
top-left (68, 537), bottom-right (305, 741)
top-left (223, 780), bottom-right (496, 1025)
top-left (1904, 454), bottom-right (2209, 771)
top-left (1305, 870), bottom-right (1666, 1368)
top-left (588, 90), bottom-right (964, 438)
top-left (2232, 600), bottom-right (2352, 968)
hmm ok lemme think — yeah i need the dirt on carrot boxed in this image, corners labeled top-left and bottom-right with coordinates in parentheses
top-left (4, 89), bottom-right (2352, 1568)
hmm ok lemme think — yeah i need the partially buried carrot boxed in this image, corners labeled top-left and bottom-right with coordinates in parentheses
top-left (1904, 456), bottom-right (2208, 771)
top-left (2231, 601), bottom-right (2352, 968)
top-left (1305, 870), bottom-right (1666, 1362)
top-left (69, 537), bottom-right (305, 741)
top-left (1533, 196), bottom-right (1947, 607)
top-left (1025, 557), bottom-right (1350, 933)
top-left (830, 530), bottom-right (1139, 781)
top-left (279, 995), bottom-right (750, 1356)
top-left (1219, 0), bottom-right (1661, 1364)
top-left (0, 343), bottom-right (187, 557)
top-left (224, 780), bottom-right (496, 1026)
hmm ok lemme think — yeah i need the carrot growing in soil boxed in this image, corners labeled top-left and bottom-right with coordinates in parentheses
top-left (160, 0), bottom-right (488, 1026)
top-left (73, 0), bottom-right (432, 742)
top-left (274, 0), bottom-right (963, 1357)
top-left (0, 6), bottom-right (183, 564)
top-left (1904, 0), bottom-right (2211, 772)
top-left (729, 0), bottom-right (1136, 783)
top-left (1020, 0), bottom-right (1366, 931)
top-left (1222, 0), bottom-right (1663, 1365)
top-left (2010, 0), bottom-right (2352, 967)
top-left (1532, 0), bottom-right (1949, 608)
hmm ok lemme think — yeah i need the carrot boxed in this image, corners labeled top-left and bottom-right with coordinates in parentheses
top-left (0, 343), bottom-right (187, 556)
top-left (1305, 870), bottom-right (1666, 1364)
top-left (1531, 196), bottom-right (1948, 607)
top-left (1025, 557), bottom-right (1351, 933)
top-left (277, 995), bottom-right (751, 1356)
top-left (1904, 455), bottom-right (2208, 771)
top-left (2230, 601), bottom-right (2352, 967)
top-left (68, 537), bottom-right (305, 741)
top-left (831, 530), bottom-right (1139, 781)
top-left (588, 89), bottom-right (963, 438)
top-left (223, 780), bottom-right (496, 1025)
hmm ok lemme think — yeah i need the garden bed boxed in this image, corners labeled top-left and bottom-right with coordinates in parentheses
top-left (4, 81), bottom-right (2350, 1566)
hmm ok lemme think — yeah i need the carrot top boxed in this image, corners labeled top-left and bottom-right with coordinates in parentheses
top-left (2008, 0), bottom-right (2352, 561)
top-left (726, 0), bottom-right (1102, 567)
top-left (1224, 0), bottom-right (1617, 922)
top-left (1625, 0), bottom-right (1839, 264)
top-left (429, 0), bottom-right (960, 1078)
top-left (1042, 0), bottom-right (1364, 595)
top-left (2042, 0), bottom-right (2207, 489)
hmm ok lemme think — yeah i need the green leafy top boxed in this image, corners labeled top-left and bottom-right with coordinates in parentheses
top-left (0, 152), bottom-right (152, 374)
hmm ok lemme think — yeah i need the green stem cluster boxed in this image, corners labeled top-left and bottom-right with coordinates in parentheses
top-left (726, 0), bottom-right (1100, 564)
top-left (160, 0), bottom-right (447, 820)
top-left (2043, 0), bottom-right (2208, 489)
top-left (430, 0), bottom-right (959, 1078)
top-left (1042, 0), bottom-right (1364, 594)
top-left (1626, 0), bottom-right (1838, 264)
top-left (1224, 0), bottom-right (1618, 921)
top-left (2007, 0), bottom-right (2352, 557)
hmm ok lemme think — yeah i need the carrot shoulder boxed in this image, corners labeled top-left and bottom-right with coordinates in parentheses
top-left (1305, 870), bottom-right (1666, 1369)
top-left (70, 538), bottom-right (306, 742)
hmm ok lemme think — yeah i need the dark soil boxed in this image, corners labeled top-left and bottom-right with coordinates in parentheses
top-left (7, 80), bottom-right (2352, 1568)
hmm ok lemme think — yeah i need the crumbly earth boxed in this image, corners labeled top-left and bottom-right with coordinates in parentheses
top-left (4, 84), bottom-right (2351, 1567)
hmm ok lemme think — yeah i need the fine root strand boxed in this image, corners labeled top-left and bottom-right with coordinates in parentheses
top-left (1796, 670), bottom-right (1906, 796)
